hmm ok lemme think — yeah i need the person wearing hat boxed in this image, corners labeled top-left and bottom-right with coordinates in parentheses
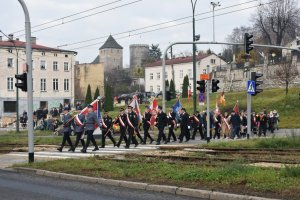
top-left (125, 105), bottom-right (139, 148)
top-left (178, 108), bottom-right (190, 143)
top-left (81, 105), bottom-right (100, 153)
top-left (155, 105), bottom-right (168, 145)
top-left (258, 111), bottom-right (268, 137)
top-left (142, 106), bottom-right (154, 144)
top-left (101, 110), bottom-right (117, 148)
top-left (167, 107), bottom-right (177, 142)
top-left (57, 107), bottom-right (74, 152)
top-left (71, 109), bottom-right (86, 152)
top-left (115, 108), bottom-right (128, 148)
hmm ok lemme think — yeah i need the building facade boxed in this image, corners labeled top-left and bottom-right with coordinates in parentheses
top-left (0, 36), bottom-right (76, 117)
top-left (129, 44), bottom-right (149, 69)
top-left (145, 54), bottom-right (227, 93)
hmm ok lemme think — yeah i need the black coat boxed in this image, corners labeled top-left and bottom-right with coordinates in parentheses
top-left (180, 112), bottom-right (190, 129)
top-left (156, 111), bottom-right (168, 129)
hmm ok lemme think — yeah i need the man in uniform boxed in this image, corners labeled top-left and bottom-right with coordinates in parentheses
top-left (167, 107), bottom-right (177, 143)
top-left (190, 112), bottom-right (200, 140)
top-left (114, 108), bottom-right (128, 148)
top-left (81, 105), bottom-right (100, 153)
top-left (101, 111), bottom-right (117, 148)
top-left (125, 105), bottom-right (139, 148)
top-left (178, 108), bottom-right (190, 143)
top-left (156, 106), bottom-right (168, 145)
top-left (142, 106), bottom-right (154, 144)
top-left (57, 107), bottom-right (74, 152)
top-left (72, 109), bottom-right (85, 152)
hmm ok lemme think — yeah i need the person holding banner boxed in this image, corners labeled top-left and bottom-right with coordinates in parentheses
top-left (81, 105), bottom-right (100, 153)
top-left (115, 108), bottom-right (128, 148)
top-left (101, 111), bottom-right (117, 148)
top-left (57, 107), bottom-right (74, 152)
top-left (167, 107), bottom-right (177, 143)
top-left (72, 110), bottom-right (86, 151)
top-left (142, 106), bottom-right (154, 144)
top-left (125, 105), bottom-right (139, 148)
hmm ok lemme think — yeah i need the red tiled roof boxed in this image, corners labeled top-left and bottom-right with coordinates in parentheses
top-left (146, 54), bottom-right (211, 67)
top-left (0, 40), bottom-right (76, 53)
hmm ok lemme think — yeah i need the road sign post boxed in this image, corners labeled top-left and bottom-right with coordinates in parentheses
top-left (206, 65), bottom-right (210, 143)
top-left (246, 70), bottom-right (252, 139)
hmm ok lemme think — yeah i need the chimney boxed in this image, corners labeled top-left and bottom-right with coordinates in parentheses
top-left (8, 34), bottom-right (13, 41)
top-left (0, 36), bottom-right (2, 41)
top-left (31, 37), bottom-right (36, 45)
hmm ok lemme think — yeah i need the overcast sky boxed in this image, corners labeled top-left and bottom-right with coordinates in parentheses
top-left (0, 0), bottom-right (280, 66)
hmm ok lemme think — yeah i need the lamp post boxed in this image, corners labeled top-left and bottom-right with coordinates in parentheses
top-left (210, 1), bottom-right (221, 42)
top-left (191, 0), bottom-right (198, 114)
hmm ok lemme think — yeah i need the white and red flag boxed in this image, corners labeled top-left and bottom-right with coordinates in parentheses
top-left (128, 95), bottom-right (142, 122)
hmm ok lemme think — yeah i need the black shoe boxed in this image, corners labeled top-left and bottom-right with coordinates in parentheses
top-left (68, 147), bottom-right (74, 152)
top-left (124, 146), bottom-right (129, 149)
top-left (57, 147), bottom-right (62, 152)
top-left (92, 147), bottom-right (99, 151)
top-left (164, 141), bottom-right (168, 144)
top-left (156, 142), bottom-right (160, 145)
top-left (191, 137), bottom-right (195, 140)
top-left (99, 146), bottom-right (105, 148)
top-left (166, 139), bottom-right (170, 143)
top-left (114, 143), bottom-right (117, 147)
top-left (117, 144), bottom-right (120, 148)
top-left (174, 139), bottom-right (177, 142)
top-left (81, 149), bottom-right (87, 153)
top-left (179, 140), bottom-right (183, 143)
top-left (150, 140), bottom-right (154, 144)
top-left (135, 143), bottom-right (139, 148)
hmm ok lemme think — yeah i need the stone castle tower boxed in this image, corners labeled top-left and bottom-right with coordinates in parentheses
top-left (99, 35), bottom-right (123, 72)
top-left (129, 44), bottom-right (149, 68)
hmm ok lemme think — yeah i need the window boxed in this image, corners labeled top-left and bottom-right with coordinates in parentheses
top-left (64, 62), bottom-right (69, 71)
top-left (203, 69), bottom-right (207, 74)
top-left (42, 52), bottom-right (45, 56)
top-left (54, 53), bottom-right (58, 57)
top-left (64, 79), bottom-right (69, 91)
top-left (7, 58), bottom-right (13, 68)
top-left (210, 59), bottom-right (216, 64)
top-left (188, 69), bottom-right (192, 78)
top-left (65, 54), bottom-right (68, 58)
top-left (157, 85), bottom-right (160, 92)
top-left (4, 101), bottom-right (16, 113)
top-left (150, 73), bottom-right (153, 80)
top-left (156, 72), bottom-right (160, 80)
top-left (53, 61), bottom-right (58, 71)
top-left (7, 77), bottom-right (14, 91)
top-left (53, 79), bottom-right (59, 91)
top-left (179, 70), bottom-right (183, 78)
top-left (41, 79), bottom-right (46, 91)
top-left (40, 60), bottom-right (46, 70)
top-left (150, 86), bottom-right (153, 92)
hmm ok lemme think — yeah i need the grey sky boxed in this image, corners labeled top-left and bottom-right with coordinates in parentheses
top-left (0, 0), bottom-right (275, 66)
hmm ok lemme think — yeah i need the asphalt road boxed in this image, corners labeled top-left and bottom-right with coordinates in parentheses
top-left (0, 169), bottom-right (204, 200)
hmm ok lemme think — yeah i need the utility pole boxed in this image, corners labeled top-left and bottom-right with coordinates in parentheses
top-left (18, 0), bottom-right (34, 163)
top-left (211, 2), bottom-right (221, 42)
top-left (191, 0), bottom-right (198, 114)
top-left (206, 65), bottom-right (210, 143)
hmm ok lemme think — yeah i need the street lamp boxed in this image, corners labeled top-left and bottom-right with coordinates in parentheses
top-left (210, 1), bottom-right (221, 42)
top-left (191, 0), bottom-right (198, 114)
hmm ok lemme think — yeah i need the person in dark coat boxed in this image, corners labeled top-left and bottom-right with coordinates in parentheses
top-left (259, 112), bottom-right (268, 137)
top-left (57, 107), bottom-right (74, 152)
top-left (114, 108), bottom-right (128, 148)
top-left (213, 113), bottom-right (222, 139)
top-left (101, 111), bottom-right (117, 148)
top-left (155, 106), bottom-right (168, 145)
top-left (230, 111), bottom-right (241, 139)
top-left (72, 110), bottom-right (86, 151)
top-left (142, 106), bottom-right (154, 144)
top-left (178, 108), bottom-right (190, 142)
top-left (167, 107), bottom-right (177, 142)
top-left (125, 106), bottom-right (139, 148)
top-left (190, 112), bottom-right (200, 140)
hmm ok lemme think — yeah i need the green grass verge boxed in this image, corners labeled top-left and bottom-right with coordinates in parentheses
top-left (200, 135), bottom-right (300, 149)
top-left (18, 156), bottom-right (300, 199)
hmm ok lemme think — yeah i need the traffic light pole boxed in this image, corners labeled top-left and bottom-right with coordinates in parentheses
top-left (245, 64), bottom-right (251, 139)
top-left (206, 65), bottom-right (210, 143)
top-left (18, 0), bottom-right (34, 163)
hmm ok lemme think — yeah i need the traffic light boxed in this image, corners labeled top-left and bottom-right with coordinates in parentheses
top-left (196, 80), bottom-right (205, 93)
top-left (15, 73), bottom-right (27, 92)
top-left (212, 79), bottom-right (220, 93)
top-left (244, 33), bottom-right (253, 55)
top-left (251, 72), bottom-right (263, 96)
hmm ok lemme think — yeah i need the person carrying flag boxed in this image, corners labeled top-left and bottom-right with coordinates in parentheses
top-left (57, 107), bottom-right (74, 152)
top-left (115, 108), bottom-right (128, 148)
top-left (167, 107), bottom-right (177, 143)
top-left (125, 105), bottom-right (139, 149)
top-left (81, 105), bottom-right (100, 153)
top-left (142, 106), bottom-right (154, 144)
top-left (72, 109), bottom-right (86, 152)
top-left (101, 111), bottom-right (117, 148)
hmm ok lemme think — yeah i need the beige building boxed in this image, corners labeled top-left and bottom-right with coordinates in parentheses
top-left (145, 53), bottom-right (227, 93)
top-left (0, 35), bottom-right (76, 117)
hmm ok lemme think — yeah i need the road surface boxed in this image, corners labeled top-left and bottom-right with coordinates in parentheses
top-left (0, 169), bottom-right (204, 200)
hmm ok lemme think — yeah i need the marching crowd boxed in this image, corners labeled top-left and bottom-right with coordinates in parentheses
top-left (56, 104), bottom-right (280, 153)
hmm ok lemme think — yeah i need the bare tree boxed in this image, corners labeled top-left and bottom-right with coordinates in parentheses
top-left (252, 0), bottom-right (300, 46)
top-left (274, 59), bottom-right (299, 94)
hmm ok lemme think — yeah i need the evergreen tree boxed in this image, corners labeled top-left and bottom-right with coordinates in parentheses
top-left (94, 87), bottom-right (100, 100)
top-left (182, 75), bottom-right (189, 98)
top-left (104, 84), bottom-right (114, 111)
top-left (85, 84), bottom-right (92, 105)
top-left (165, 80), bottom-right (169, 88)
top-left (169, 79), bottom-right (176, 98)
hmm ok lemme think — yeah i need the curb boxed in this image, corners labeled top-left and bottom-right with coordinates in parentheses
top-left (14, 167), bottom-right (282, 200)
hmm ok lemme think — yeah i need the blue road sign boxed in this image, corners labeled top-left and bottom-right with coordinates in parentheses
top-left (199, 92), bottom-right (205, 102)
top-left (247, 80), bottom-right (256, 94)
